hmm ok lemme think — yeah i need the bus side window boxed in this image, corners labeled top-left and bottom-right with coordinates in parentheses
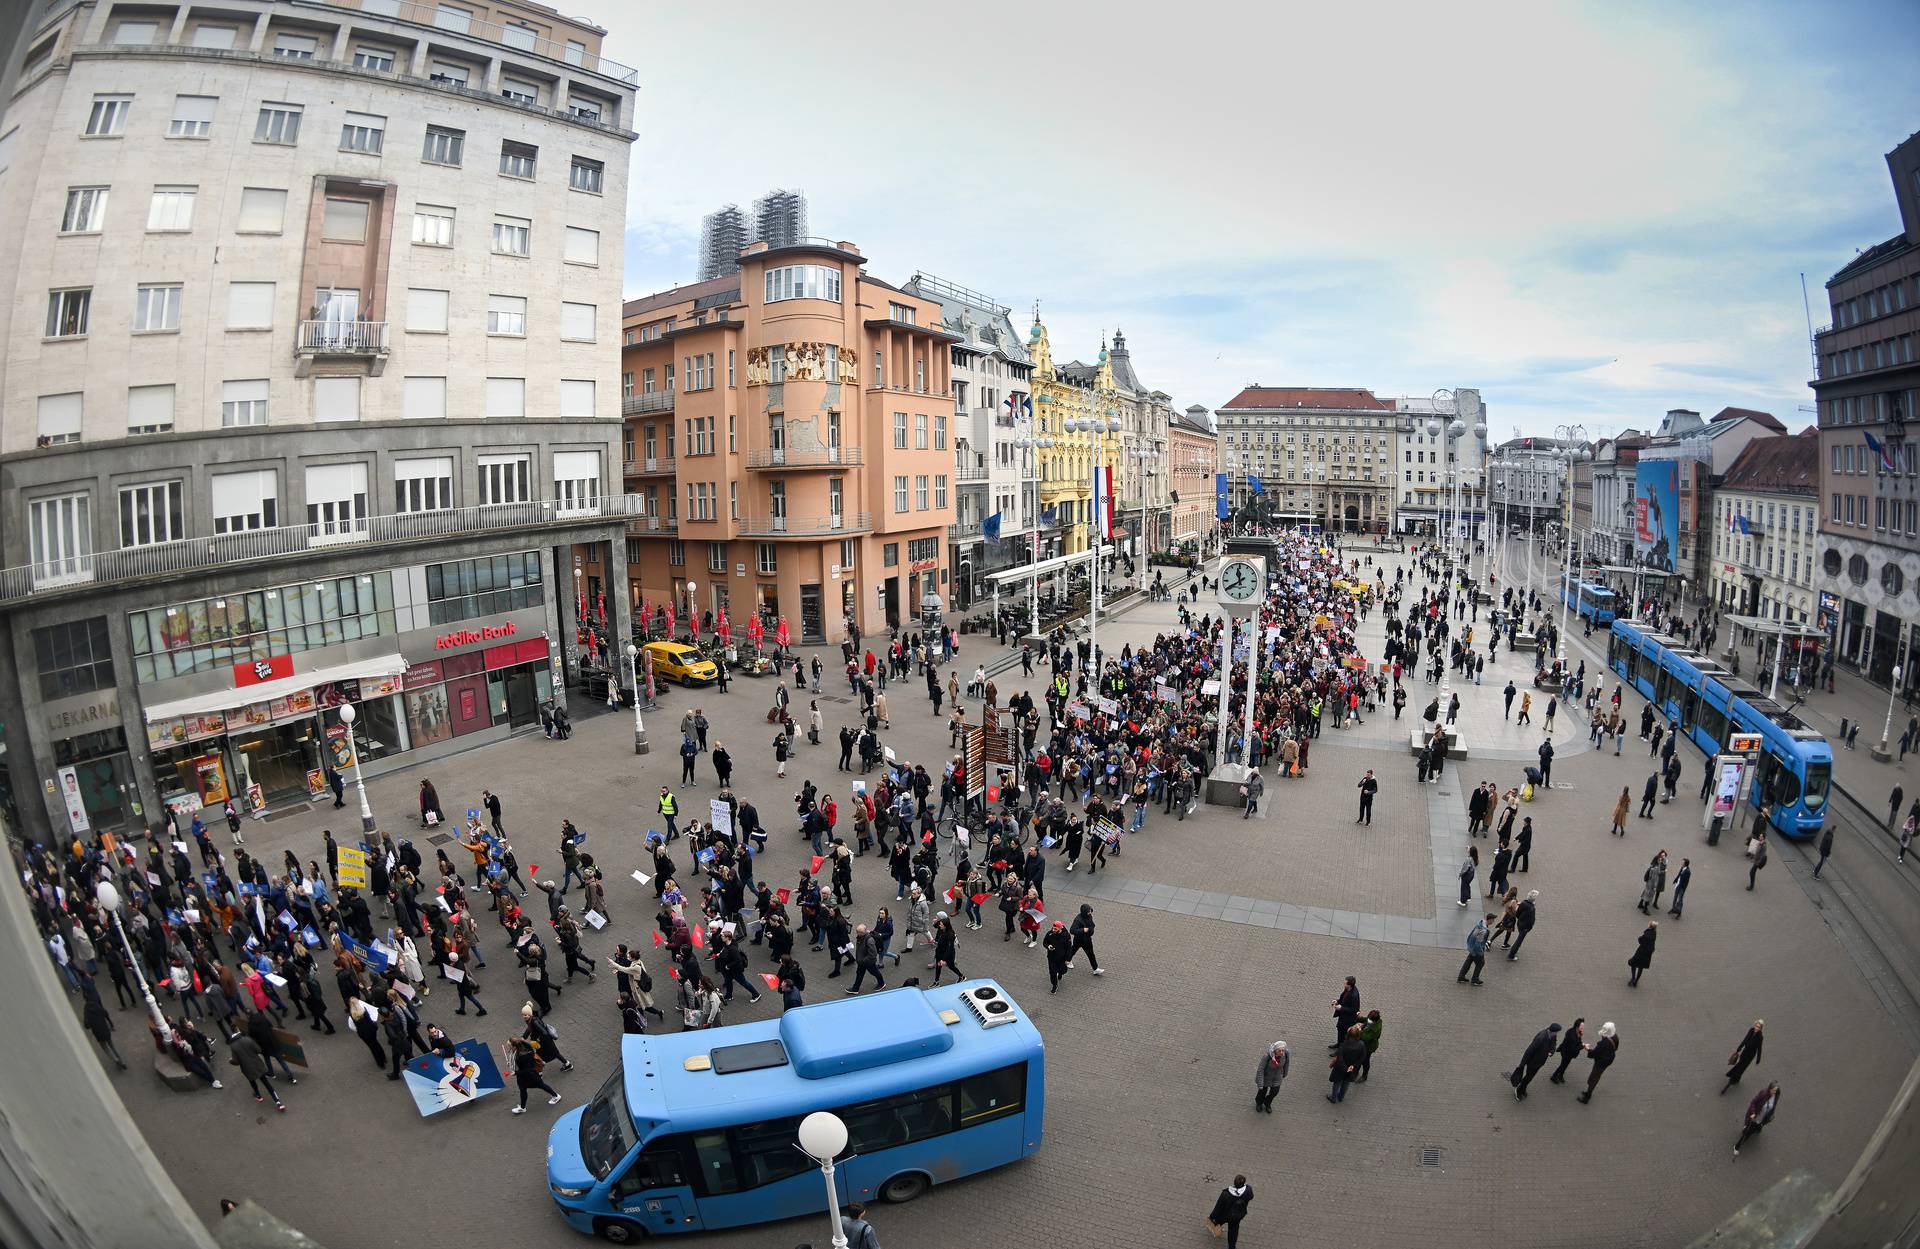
top-left (612, 1149), bottom-right (686, 1200)
top-left (690, 1130), bottom-right (741, 1195)
top-left (959, 1063), bottom-right (1026, 1126)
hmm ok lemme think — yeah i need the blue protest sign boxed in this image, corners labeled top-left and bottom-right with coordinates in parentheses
top-left (301, 926), bottom-right (322, 947)
top-left (402, 1039), bottom-right (504, 1116)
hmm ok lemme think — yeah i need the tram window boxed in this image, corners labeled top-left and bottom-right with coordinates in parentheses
top-left (1803, 763), bottom-right (1830, 813)
top-left (1655, 668), bottom-right (1672, 707)
top-left (1700, 701), bottom-right (1728, 746)
top-left (1765, 754), bottom-right (1800, 808)
top-left (1680, 689), bottom-right (1698, 732)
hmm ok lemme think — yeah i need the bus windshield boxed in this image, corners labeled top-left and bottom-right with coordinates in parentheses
top-left (1803, 762), bottom-right (1830, 813)
top-left (581, 1066), bottom-right (639, 1180)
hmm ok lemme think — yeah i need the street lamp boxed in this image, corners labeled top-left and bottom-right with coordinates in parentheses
top-left (1070, 412), bottom-right (1124, 676)
top-left (335, 703), bottom-right (375, 837)
top-left (96, 880), bottom-right (173, 1050)
top-left (796, 1111), bottom-right (851, 1249)
top-left (1550, 425), bottom-right (1592, 671)
top-left (1876, 657), bottom-right (1906, 762)
top-left (684, 580), bottom-right (699, 643)
top-left (624, 641), bottom-right (649, 755)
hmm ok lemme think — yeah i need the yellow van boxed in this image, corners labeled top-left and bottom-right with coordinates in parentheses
top-left (642, 641), bottom-right (719, 687)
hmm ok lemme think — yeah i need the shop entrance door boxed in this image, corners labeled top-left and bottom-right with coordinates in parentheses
top-left (800, 585), bottom-right (823, 643)
top-left (70, 755), bottom-right (134, 832)
top-left (884, 576), bottom-right (900, 629)
top-left (230, 719), bottom-right (321, 805)
top-left (504, 668), bottom-right (540, 727)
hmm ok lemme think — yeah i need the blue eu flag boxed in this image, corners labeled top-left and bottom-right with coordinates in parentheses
top-left (982, 512), bottom-right (1002, 540)
top-left (1249, 474), bottom-right (1265, 495)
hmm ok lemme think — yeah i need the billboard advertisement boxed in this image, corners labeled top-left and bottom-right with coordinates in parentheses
top-left (1633, 461), bottom-right (1679, 573)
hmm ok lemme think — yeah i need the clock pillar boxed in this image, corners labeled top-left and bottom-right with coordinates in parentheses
top-left (1205, 555), bottom-right (1267, 806)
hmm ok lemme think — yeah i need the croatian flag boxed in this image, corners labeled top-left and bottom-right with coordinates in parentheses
top-left (1864, 431), bottom-right (1896, 474)
top-left (1091, 466), bottom-right (1115, 539)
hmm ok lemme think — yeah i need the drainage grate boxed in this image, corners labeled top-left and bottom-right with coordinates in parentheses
top-left (427, 833), bottom-right (453, 846)
top-left (1418, 1146), bottom-right (1442, 1167)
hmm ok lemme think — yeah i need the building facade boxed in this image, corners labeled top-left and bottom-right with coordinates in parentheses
top-left (1587, 432), bottom-right (1648, 563)
top-left (1636, 407), bottom-right (1784, 596)
top-left (1214, 387), bottom-right (1399, 532)
top-left (1487, 438), bottom-right (1573, 538)
top-left (1168, 404), bottom-right (1218, 547)
top-left (616, 239), bottom-right (956, 643)
top-left (1394, 390), bottom-right (1487, 540)
top-left (1707, 430), bottom-right (1821, 638)
top-left (898, 274), bottom-right (1032, 611)
top-left (0, 0), bottom-right (637, 841)
top-left (1810, 130), bottom-right (1920, 689)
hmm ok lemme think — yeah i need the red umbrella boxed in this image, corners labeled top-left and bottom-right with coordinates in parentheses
top-left (717, 610), bottom-right (731, 643)
top-left (746, 616), bottom-right (764, 643)
top-left (665, 602), bottom-right (677, 639)
top-left (775, 616), bottom-right (790, 648)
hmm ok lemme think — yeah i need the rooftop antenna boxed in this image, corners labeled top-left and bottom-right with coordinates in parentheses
top-left (1799, 272), bottom-right (1817, 377)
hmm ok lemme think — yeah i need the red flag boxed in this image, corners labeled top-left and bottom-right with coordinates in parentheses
top-left (666, 603), bottom-right (677, 638)
top-left (667, 965), bottom-right (680, 981)
top-left (992, 860), bottom-right (1009, 870)
top-left (987, 785), bottom-right (1000, 802)
top-left (971, 892), bottom-right (992, 905)
top-left (776, 887), bottom-right (791, 904)
top-left (718, 610), bottom-right (731, 643)
top-left (652, 931), bottom-right (664, 948)
top-left (810, 855), bottom-right (824, 875)
top-left (690, 925), bottom-right (705, 949)
top-left (528, 865), bottom-right (539, 877)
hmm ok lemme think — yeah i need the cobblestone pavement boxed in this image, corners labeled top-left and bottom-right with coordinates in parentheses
top-left (101, 548), bottom-right (1915, 1249)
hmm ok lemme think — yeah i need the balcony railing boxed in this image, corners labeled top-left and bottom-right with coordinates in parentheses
top-left (738, 513), bottom-right (872, 537)
top-left (623, 457), bottom-right (677, 476)
top-left (955, 462), bottom-right (990, 482)
top-left (0, 494), bottom-right (644, 604)
top-left (622, 392), bottom-right (676, 416)
top-left (296, 320), bottom-right (388, 356)
top-left (948, 520), bottom-right (982, 540)
top-left (743, 447), bottom-right (863, 469)
top-left (626, 515), bottom-right (678, 536)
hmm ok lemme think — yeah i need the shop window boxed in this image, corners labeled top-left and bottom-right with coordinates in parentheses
top-left (33, 617), bottom-right (114, 700)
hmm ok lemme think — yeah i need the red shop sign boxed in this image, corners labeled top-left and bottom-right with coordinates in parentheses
top-left (403, 661), bottom-right (444, 690)
top-left (234, 654), bottom-right (294, 687)
top-left (433, 620), bottom-right (518, 651)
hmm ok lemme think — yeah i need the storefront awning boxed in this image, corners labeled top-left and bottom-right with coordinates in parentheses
top-left (141, 654), bottom-right (409, 723)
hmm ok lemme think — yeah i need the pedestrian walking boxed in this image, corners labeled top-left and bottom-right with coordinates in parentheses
top-left (1638, 772), bottom-right (1659, 818)
top-left (1610, 786), bottom-right (1630, 836)
top-left (1356, 770), bottom-right (1377, 825)
top-left (1723, 1020), bottom-right (1764, 1093)
top-left (1458, 845), bottom-right (1478, 907)
top-left (1458, 913), bottom-right (1491, 986)
top-left (1627, 923), bottom-right (1656, 987)
top-left (1357, 1009), bottom-right (1383, 1082)
top-left (1206, 1177), bottom-right (1254, 1249)
top-left (1812, 826), bottom-right (1834, 880)
top-left (1327, 1026), bottom-right (1366, 1103)
top-left (1637, 851), bottom-right (1667, 914)
top-left (1747, 832), bottom-right (1768, 891)
top-left (1253, 1041), bottom-right (1288, 1113)
top-left (1068, 904), bottom-right (1103, 975)
top-left (1668, 858), bottom-right (1692, 918)
top-left (1577, 1022), bottom-right (1619, 1103)
top-left (1510, 1023), bottom-right (1561, 1100)
top-left (1506, 891), bottom-right (1538, 960)
top-left (839, 1201), bottom-right (882, 1249)
top-left (1891, 784), bottom-right (1906, 830)
top-left (1732, 1082), bottom-right (1781, 1157)
top-left (508, 1036), bottom-right (561, 1114)
top-left (1330, 976), bottom-right (1360, 1047)
top-left (225, 1029), bottom-right (286, 1111)
top-left (1549, 1018), bottom-right (1585, 1084)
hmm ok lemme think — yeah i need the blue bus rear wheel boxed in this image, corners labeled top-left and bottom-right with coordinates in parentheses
top-left (595, 1218), bottom-right (648, 1243)
top-left (880, 1172), bottom-right (930, 1203)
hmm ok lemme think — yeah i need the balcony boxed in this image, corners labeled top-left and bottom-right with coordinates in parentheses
top-left (294, 321), bottom-right (388, 376)
top-left (623, 457), bottom-right (677, 478)
top-left (0, 494), bottom-right (643, 605)
top-left (948, 520), bottom-right (982, 540)
top-left (738, 513), bottom-right (873, 538)
top-left (626, 515), bottom-right (679, 537)
top-left (622, 392), bottom-right (675, 416)
top-left (955, 462), bottom-right (990, 483)
top-left (744, 448), bottom-right (863, 469)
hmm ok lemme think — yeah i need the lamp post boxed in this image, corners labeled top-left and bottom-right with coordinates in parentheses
top-left (1070, 410), bottom-right (1123, 677)
top-left (1014, 416), bottom-right (1050, 639)
top-left (796, 1111), bottom-right (851, 1249)
top-left (1874, 651), bottom-right (1906, 761)
top-left (1550, 425), bottom-right (1592, 671)
top-left (1129, 440), bottom-right (1154, 593)
top-left (335, 703), bottom-right (375, 837)
top-left (624, 641), bottom-right (649, 755)
top-left (96, 880), bottom-right (172, 1048)
top-left (1427, 409), bottom-right (1466, 722)
top-left (684, 580), bottom-right (699, 643)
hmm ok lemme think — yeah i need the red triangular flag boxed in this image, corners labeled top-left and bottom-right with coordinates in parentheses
top-left (652, 931), bottom-right (664, 948)
top-left (760, 973), bottom-right (780, 990)
top-left (690, 925), bottom-right (705, 949)
top-left (776, 887), bottom-right (792, 904)
top-left (810, 855), bottom-right (824, 875)
top-left (667, 965), bottom-right (680, 980)
top-left (528, 865), bottom-right (539, 877)
top-left (971, 892), bottom-right (992, 905)
top-left (992, 860), bottom-right (1009, 870)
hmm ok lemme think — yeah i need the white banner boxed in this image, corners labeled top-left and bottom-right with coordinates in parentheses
top-left (56, 766), bottom-right (90, 835)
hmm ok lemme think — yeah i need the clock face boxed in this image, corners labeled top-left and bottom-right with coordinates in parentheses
top-left (1222, 560), bottom-right (1261, 601)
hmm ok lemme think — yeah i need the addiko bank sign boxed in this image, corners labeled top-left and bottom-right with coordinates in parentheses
top-left (433, 621), bottom-right (518, 651)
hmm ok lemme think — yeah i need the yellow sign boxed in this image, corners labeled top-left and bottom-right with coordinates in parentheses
top-left (336, 845), bottom-right (369, 889)
top-left (1727, 732), bottom-right (1763, 755)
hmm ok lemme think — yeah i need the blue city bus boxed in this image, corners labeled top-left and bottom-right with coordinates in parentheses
top-left (1563, 576), bottom-right (1618, 626)
top-left (546, 981), bottom-right (1043, 1241)
top-left (1608, 620), bottom-right (1832, 838)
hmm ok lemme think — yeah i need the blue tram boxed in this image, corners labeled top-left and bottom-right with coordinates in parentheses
top-left (1607, 620), bottom-right (1831, 839)
top-left (1563, 577), bottom-right (1619, 627)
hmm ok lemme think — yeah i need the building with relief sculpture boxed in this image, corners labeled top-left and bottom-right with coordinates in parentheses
top-left (618, 239), bottom-right (956, 642)
top-left (0, 0), bottom-right (636, 842)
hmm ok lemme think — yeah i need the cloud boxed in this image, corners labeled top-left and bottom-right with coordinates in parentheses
top-left (604, 0), bottom-right (1920, 434)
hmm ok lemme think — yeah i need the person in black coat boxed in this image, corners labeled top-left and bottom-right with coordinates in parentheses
top-left (1638, 772), bottom-right (1659, 818)
top-left (1578, 1022), bottom-right (1619, 1103)
top-left (1722, 1020), bottom-right (1764, 1093)
top-left (1328, 1026), bottom-right (1366, 1103)
top-left (1549, 1017), bottom-right (1585, 1083)
top-left (509, 1037), bottom-right (560, 1113)
top-left (1510, 1023), bottom-right (1560, 1100)
top-left (1506, 891), bottom-right (1538, 960)
top-left (1330, 975), bottom-right (1360, 1049)
top-left (1512, 816), bottom-right (1534, 872)
top-left (1207, 1177), bottom-right (1254, 1249)
top-left (1627, 922), bottom-right (1657, 986)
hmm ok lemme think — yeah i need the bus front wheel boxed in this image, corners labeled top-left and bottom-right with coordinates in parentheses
top-left (595, 1218), bottom-right (648, 1243)
top-left (879, 1172), bottom-right (930, 1204)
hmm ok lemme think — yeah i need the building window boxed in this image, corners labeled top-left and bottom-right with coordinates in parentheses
top-left (894, 475), bottom-right (909, 512)
top-left (30, 493), bottom-right (93, 579)
top-left (478, 455), bottom-right (530, 505)
top-left (321, 197), bottom-right (369, 242)
top-left (763, 265), bottom-right (842, 304)
top-left (238, 187), bottom-right (287, 233)
top-left (126, 384), bottom-right (175, 434)
top-left (406, 287), bottom-right (450, 333)
top-left (119, 480), bottom-right (183, 546)
top-left (45, 288), bottom-right (90, 338)
top-left (560, 379), bottom-right (596, 418)
top-left (894, 412), bottom-right (908, 449)
top-left (561, 301), bottom-right (596, 341)
top-left (305, 462), bottom-right (369, 538)
top-left (888, 301), bottom-right (916, 324)
top-left (501, 77), bottom-right (540, 106)
top-left (486, 294), bottom-right (527, 336)
top-left (422, 125), bottom-right (464, 165)
top-left (254, 103), bottom-right (302, 145)
top-left (129, 283), bottom-right (182, 332)
top-left (84, 95), bottom-right (131, 137)
top-left (404, 376), bottom-right (446, 420)
top-left (427, 58), bottom-right (470, 86)
top-left (60, 186), bottom-right (108, 233)
top-left (225, 281), bottom-right (274, 329)
top-left (187, 25), bottom-right (237, 49)
top-left (352, 46), bottom-right (396, 72)
top-left (935, 414), bottom-right (947, 450)
top-left (915, 475), bottom-right (929, 510)
top-left (412, 203), bottom-right (455, 246)
top-left (492, 214), bottom-right (531, 256)
top-left (210, 469), bottom-right (277, 532)
top-left (883, 543), bottom-right (899, 567)
top-left (570, 155), bottom-right (604, 193)
top-left (935, 475), bottom-right (948, 508)
top-left (563, 226), bottom-right (599, 265)
top-left (222, 379), bottom-right (269, 427)
top-left (340, 111), bottom-right (385, 153)
top-left (915, 413), bottom-right (928, 449)
top-left (728, 351), bottom-right (736, 388)
top-left (314, 376), bottom-right (361, 422)
top-left (272, 32), bottom-right (318, 59)
top-left (486, 377), bottom-right (526, 419)
top-left (32, 619), bottom-right (114, 701)
top-left (554, 451), bottom-right (602, 513)
top-left (757, 543), bottom-right (778, 574)
top-left (499, 140), bottom-right (538, 179)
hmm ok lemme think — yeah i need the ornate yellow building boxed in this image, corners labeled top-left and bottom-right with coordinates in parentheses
top-left (1029, 316), bottom-right (1123, 554)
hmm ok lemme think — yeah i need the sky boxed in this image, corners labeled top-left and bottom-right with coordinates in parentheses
top-left (598, 0), bottom-right (1920, 439)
